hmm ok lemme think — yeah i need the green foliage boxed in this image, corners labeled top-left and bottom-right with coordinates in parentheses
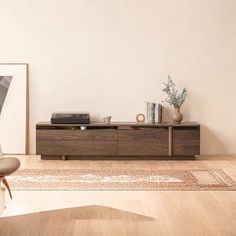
top-left (162, 75), bottom-right (188, 108)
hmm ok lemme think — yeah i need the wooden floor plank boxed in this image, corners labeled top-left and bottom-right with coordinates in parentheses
top-left (1, 155), bottom-right (235, 235)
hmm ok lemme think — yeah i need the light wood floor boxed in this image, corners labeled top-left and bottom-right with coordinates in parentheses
top-left (0, 155), bottom-right (236, 236)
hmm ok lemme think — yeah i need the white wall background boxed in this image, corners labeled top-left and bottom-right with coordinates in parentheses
top-left (0, 0), bottom-right (236, 154)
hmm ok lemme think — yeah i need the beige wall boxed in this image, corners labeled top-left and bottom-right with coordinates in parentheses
top-left (0, 0), bottom-right (236, 154)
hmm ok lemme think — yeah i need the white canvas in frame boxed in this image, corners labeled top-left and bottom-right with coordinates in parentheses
top-left (0, 64), bottom-right (27, 154)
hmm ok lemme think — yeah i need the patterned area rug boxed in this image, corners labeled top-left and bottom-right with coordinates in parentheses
top-left (8, 169), bottom-right (236, 191)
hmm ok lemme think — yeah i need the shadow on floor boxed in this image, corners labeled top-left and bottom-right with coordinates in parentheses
top-left (0, 205), bottom-right (159, 236)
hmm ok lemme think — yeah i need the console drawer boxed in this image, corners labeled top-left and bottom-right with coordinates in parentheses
top-left (36, 129), bottom-right (118, 156)
top-left (173, 127), bottom-right (200, 156)
top-left (37, 140), bottom-right (117, 156)
top-left (37, 129), bottom-right (117, 141)
top-left (118, 128), bottom-right (168, 156)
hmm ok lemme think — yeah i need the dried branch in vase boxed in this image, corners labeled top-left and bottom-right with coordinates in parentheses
top-left (162, 75), bottom-right (188, 108)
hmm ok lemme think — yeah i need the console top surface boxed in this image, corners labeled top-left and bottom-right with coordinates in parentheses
top-left (37, 121), bottom-right (200, 128)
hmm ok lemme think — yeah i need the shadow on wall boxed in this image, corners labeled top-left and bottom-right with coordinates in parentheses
top-left (162, 106), bottom-right (171, 122)
top-left (200, 125), bottom-right (228, 155)
top-left (162, 105), bottom-right (191, 122)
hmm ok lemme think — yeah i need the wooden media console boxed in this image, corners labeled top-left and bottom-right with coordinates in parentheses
top-left (36, 122), bottom-right (200, 160)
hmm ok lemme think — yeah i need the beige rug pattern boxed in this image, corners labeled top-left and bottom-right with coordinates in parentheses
top-left (8, 168), bottom-right (236, 191)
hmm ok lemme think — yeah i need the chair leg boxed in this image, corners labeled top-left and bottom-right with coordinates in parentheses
top-left (2, 178), bottom-right (12, 199)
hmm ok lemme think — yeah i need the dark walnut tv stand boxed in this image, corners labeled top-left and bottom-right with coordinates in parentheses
top-left (36, 122), bottom-right (200, 160)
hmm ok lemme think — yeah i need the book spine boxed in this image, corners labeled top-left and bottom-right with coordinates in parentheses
top-left (146, 102), bottom-right (150, 123)
top-left (158, 104), bottom-right (163, 123)
top-left (150, 103), bottom-right (156, 123)
top-left (155, 105), bottom-right (159, 123)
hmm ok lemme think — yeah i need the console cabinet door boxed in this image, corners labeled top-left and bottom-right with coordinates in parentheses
top-left (36, 129), bottom-right (118, 156)
top-left (118, 128), bottom-right (168, 156)
top-left (172, 127), bottom-right (200, 156)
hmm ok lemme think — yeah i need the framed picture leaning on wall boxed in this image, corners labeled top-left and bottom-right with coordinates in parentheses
top-left (0, 63), bottom-right (29, 154)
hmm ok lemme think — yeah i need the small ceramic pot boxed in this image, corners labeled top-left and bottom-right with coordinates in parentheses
top-left (172, 107), bottom-right (183, 123)
top-left (103, 116), bottom-right (111, 124)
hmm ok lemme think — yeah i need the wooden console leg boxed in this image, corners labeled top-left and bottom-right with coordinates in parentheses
top-left (62, 155), bottom-right (67, 161)
top-left (2, 178), bottom-right (12, 199)
top-left (168, 126), bottom-right (173, 156)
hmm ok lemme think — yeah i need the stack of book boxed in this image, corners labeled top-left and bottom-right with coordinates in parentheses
top-left (146, 102), bottom-right (163, 123)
